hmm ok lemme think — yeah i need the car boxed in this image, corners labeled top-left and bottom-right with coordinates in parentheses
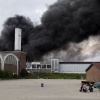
top-left (93, 81), bottom-right (100, 89)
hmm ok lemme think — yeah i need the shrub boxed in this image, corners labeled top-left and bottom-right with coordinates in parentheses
top-left (0, 70), bottom-right (5, 78)
top-left (4, 71), bottom-right (13, 79)
top-left (20, 69), bottom-right (29, 78)
top-left (31, 72), bottom-right (86, 79)
top-left (13, 74), bottom-right (20, 79)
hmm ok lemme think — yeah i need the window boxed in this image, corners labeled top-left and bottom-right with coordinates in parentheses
top-left (32, 65), bottom-right (36, 69)
top-left (42, 65), bottom-right (46, 68)
top-left (37, 65), bottom-right (41, 69)
top-left (5, 55), bottom-right (17, 65)
top-left (47, 65), bottom-right (51, 69)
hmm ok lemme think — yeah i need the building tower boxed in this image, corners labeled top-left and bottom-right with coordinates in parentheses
top-left (14, 28), bottom-right (21, 51)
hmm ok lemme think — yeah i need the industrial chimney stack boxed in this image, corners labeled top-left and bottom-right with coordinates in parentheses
top-left (14, 28), bottom-right (21, 51)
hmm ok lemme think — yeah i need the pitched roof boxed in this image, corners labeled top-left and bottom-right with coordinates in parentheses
top-left (86, 63), bottom-right (100, 71)
top-left (85, 64), bottom-right (93, 71)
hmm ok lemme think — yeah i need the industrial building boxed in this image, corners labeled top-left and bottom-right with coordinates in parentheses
top-left (0, 28), bottom-right (26, 74)
top-left (26, 59), bottom-right (91, 73)
top-left (59, 62), bottom-right (91, 73)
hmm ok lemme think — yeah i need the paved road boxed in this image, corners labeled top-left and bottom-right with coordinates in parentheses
top-left (0, 79), bottom-right (99, 100)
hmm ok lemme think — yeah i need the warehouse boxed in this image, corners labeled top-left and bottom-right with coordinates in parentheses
top-left (59, 62), bottom-right (91, 73)
top-left (51, 59), bottom-right (91, 73)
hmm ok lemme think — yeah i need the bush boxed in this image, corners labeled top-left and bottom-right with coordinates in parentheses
top-left (13, 74), bottom-right (20, 79)
top-left (0, 70), bottom-right (5, 78)
top-left (20, 69), bottom-right (29, 78)
top-left (4, 71), bottom-right (13, 79)
top-left (0, 69), bottom-right (86, 79)
top-left (31, 72), bottom-right (86, 79)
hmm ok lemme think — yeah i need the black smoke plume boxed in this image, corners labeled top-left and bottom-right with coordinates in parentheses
top-left (0, 15), bottom-right (34, 51)
top-left (0, 0), bottom-right (100, 61)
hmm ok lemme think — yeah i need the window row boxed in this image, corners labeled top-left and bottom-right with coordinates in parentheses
top-left (27, 64), bottom-right (51, 69)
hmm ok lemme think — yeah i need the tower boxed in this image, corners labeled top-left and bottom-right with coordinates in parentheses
top-left (51, 58), bottom-right (59, 72)
top-left (14, 28), bottom-right (21, 51)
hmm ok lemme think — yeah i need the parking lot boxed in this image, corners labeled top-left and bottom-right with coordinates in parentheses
top-left (0, 79), bottom-right (99, 100)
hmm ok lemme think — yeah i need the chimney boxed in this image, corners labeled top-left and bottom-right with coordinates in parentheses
top-left (14, 28), bottom-right (22, 51)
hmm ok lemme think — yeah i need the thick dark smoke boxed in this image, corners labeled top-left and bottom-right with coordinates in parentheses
top-left (0, 0), bottom-right (100, 61)
top-left (0, 15), bottom-right (34, 51)
top-left (41, 0), bottom-right (100, 43)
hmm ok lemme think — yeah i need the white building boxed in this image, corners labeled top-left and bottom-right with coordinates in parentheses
top-left (51, 59), bottom-right (91, 73)
top-left (59, 62), bottom-right (91, 73)
top-left (26, 59), bottom-right (91, 73)
top-left (26, 61), bottom-right (51, 73)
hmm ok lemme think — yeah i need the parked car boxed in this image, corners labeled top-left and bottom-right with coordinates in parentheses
top-left (93, 81), bottom-right (100, 90)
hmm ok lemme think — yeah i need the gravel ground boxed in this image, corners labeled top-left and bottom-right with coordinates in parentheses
top-left (0, 79), bottom-right (99, 100)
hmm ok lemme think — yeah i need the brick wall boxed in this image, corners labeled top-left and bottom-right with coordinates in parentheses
top-left (1, 51), bottom-right (27, 74)
top-left (86, 66), bottom-right (100, 82)
top-left (4, 64), bottom-right (17, 73)
top-left (13, 51), bottom-right (26, 73)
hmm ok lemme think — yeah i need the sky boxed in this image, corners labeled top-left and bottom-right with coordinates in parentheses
top-left (0, 0), bottom-right (57, 32)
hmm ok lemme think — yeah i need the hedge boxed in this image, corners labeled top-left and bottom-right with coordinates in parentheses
top-left (31, 72), bottom-right (86, 79)
top-left (0, 69), bottom-right (86, 79)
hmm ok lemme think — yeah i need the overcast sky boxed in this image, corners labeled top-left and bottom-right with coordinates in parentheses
top-left (0, 0), bottom-right (57, 32)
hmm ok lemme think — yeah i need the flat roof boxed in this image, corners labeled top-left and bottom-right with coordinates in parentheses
top-left (59, 62), bottom-right (94, 64)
